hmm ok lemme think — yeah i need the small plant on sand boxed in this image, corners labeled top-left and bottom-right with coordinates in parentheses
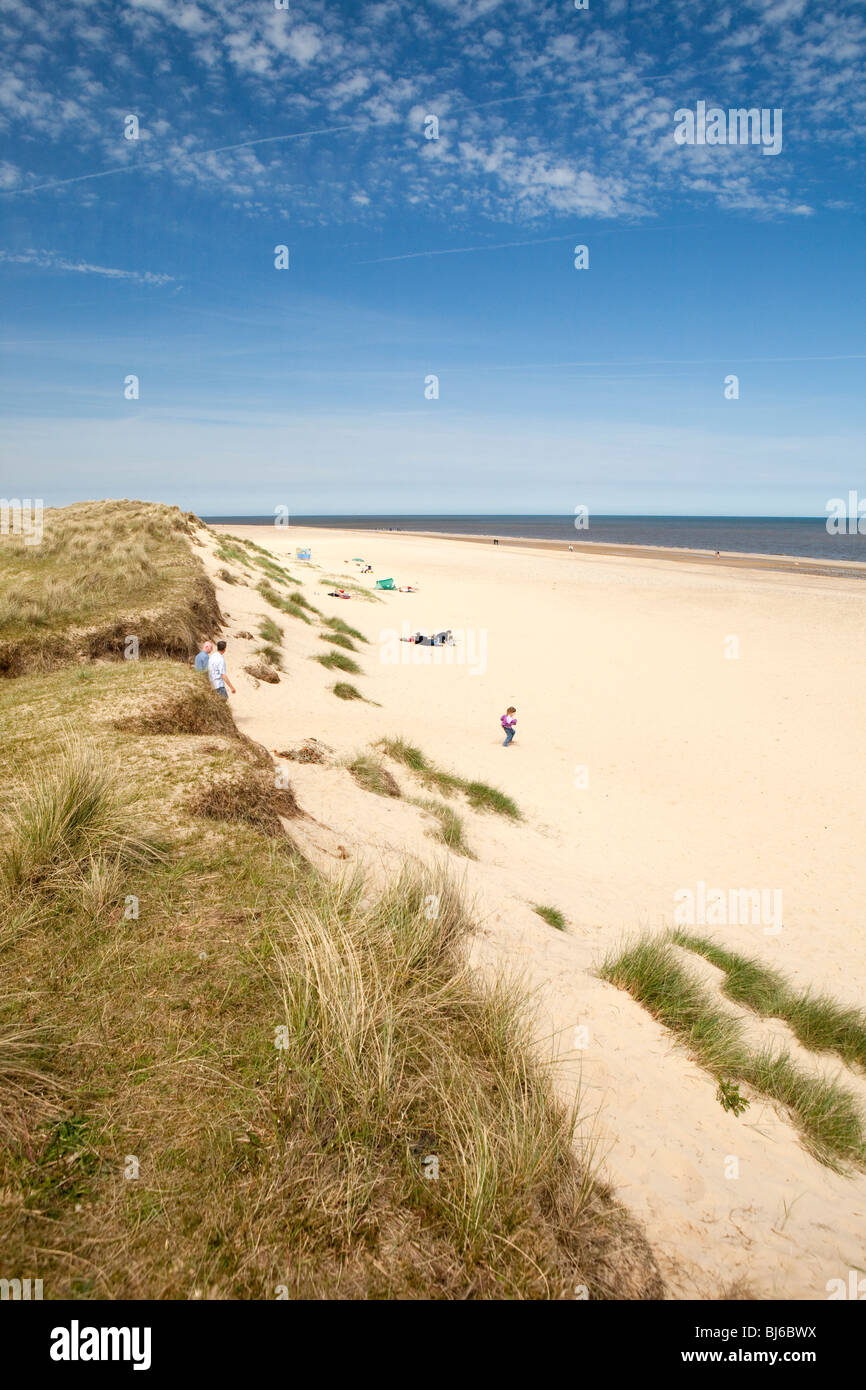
top-left (317, 651), bottom-right (362, 675)
top-left (289, 591), bottom-right (320, 615)
top-left (347, 756), bottom-right (401, 798)
top-left (255, 645), bottom-right (283, 670)
top-left (323, 616), bottom-right (368, 643)
top-left (332, 682), bottom-right (363, 701)
top-left (218, 568), bottom-right (239, 585)
top-left (465, 781), bottom-right (521, 820)
top-left (717, 1078), bottom-right (750, 1117)
top-left (379, 739), bottom-right (521, 819)
top-left (259, 617), bottom-right (284, 647)
top-left (416, 798), bottom-right (475, 859)
top-left (534, 904), bottom-right (567, 932)
top-left (257, 580), bottom-right (312, 625)
top-left (320, 632), bottom-right (357, 652)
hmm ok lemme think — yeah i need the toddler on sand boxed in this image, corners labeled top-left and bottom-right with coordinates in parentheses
top-left (500, 707), bottom-right (517, 747)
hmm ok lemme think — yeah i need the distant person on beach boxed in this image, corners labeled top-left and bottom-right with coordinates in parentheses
top-left (208, 640), bottom-right (236, 699)
top-left (195, 640), bottom-right (213, 672)
top-left (493, 538), bottom-right (499, 546)
top-left (501, 707), bottom-right (517, 746)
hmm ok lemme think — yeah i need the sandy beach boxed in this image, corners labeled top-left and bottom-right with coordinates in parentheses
top-left (202, 522), bottom-right (866, 1299)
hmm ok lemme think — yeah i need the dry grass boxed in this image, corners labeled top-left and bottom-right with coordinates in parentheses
top-left (113, 683), bottom-right (238, 738)
top-left (0, 500), bottom-right (222, 676)
top-left (347, 755), bottom-right (401, 798)
top-left (187, 766), bottom-right (300, 834)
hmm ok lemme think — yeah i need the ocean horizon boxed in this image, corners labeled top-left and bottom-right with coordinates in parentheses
top-left (202, 515), bottom-right (866, 563)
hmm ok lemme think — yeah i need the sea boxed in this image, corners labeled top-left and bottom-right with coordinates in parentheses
top-left (203, 516), bottom-right (866, 563)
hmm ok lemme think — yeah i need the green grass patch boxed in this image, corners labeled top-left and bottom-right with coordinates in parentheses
top-left (317, 651), bottom-right (362, 675)
top-left (380, 739), bottom-right (521, 819)
top-left (465, 781), bottom-right (521, 820)
top-left (601, 936), bottom-right (866, 1171)
top-left (534, 905), bottom-right (567, 932)
top-left (323, 617), bottom-right (368, 644)
top-left (320, 632), bottom-right (357, 652)
top-left (258, 617), bottom-right (284, 646)
top-left (257, 581), bottom-right (312, 625)
top-left (674, 933), bottom-right (866, 1071)
top-left (415, 798), bottom-right (475, 858)
top-left (332, 683), bottom-right (364, 701)
top-left (289, 591), bottom-right (320, 615)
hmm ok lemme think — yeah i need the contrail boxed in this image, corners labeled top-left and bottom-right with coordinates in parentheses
top-left (0, 121), bottom-right (362, 196)
top-left (360, 234), bottom-right (578, 264)
top-left (359, 224), bottom-right (701, 264)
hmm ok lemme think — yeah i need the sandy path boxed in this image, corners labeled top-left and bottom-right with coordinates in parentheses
top-left (197, 522), bottom-right (866, 1299)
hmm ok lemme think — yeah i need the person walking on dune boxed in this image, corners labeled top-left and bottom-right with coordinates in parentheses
top-left (501, 706), bottom-right (517, 747)
top-left (195, 639), bottom-right (213, 672)
top-left (208, 640), bottom-right (236, 699)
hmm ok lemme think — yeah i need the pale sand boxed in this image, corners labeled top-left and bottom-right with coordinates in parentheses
top-left (201, 522), bottom-right (866, 1299)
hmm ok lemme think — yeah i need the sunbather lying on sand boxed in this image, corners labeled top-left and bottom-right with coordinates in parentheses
top-left (328, 589), bottom-right (351, 599)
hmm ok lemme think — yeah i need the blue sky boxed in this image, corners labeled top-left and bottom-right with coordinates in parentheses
top-left (0, 0), bottom-right (864, 515)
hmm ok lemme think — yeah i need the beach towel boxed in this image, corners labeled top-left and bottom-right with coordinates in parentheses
top-left (375, 578), bottom-right (396, 590)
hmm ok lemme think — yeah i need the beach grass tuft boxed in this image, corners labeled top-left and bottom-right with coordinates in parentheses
top-left (257, 580), bottom-right (313, 625)
top-left (347, 755), bottom-right (401, 797)
top-left (415, 797), bottom-right (476, 858)
top-left (674, 932), bottom-right (866, 1071)
top-left (254, 644), bottom-right (283, 670)
top-left (601, 936), bottom-right (866, 1170)
top-left (332, 682), bottom-right (364, 701)
top-left (379, 739), bottom-right (521, 820)
top-left (323, 617), bottom-right (369, 643)
top-left (258, 617), bottom-right (284, 646)
top-left (317, 651), bottom-right (362, 675)
top-left (534, 905), bottom-right (567, 931)
top-left (320, 632), bottom-right (357, 652)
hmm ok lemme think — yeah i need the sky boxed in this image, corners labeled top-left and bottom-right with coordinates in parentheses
top-left (0, 0), bottom-right (864, 516)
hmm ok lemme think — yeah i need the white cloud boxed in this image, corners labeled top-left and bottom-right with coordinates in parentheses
top-left (0, 248), bottom-right (175, 284)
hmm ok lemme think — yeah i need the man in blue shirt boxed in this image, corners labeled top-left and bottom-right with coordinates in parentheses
top-left (194, 640), bottom-right (213, 672)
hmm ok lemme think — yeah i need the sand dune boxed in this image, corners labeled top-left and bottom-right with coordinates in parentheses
top-left (201, 522), bottom-right (866, 1299)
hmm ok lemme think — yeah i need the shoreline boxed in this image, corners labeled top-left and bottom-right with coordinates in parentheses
top-left (218, 521), bottom-right (866, 582)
